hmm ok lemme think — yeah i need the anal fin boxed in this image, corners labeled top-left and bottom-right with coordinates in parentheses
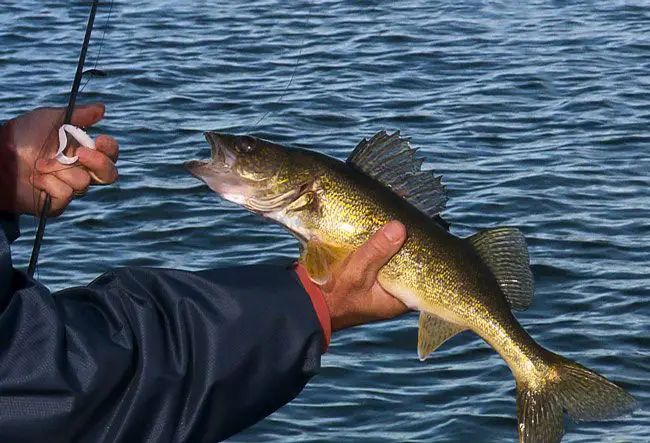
top-left (418, 312), bottom-right (466, 361)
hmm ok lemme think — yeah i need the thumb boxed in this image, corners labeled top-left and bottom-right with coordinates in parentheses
top-left (349, 221), bottom-right (406, 278)
top-left (70, 103), bottom-right (105, 128)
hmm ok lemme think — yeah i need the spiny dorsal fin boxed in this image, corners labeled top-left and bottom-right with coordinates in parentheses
top-left (347, 131), bottom-right (449, 228)
top-left (418, 312), bottom-right (466, 360)
top-left (468, 227), bottom-right (534, 311)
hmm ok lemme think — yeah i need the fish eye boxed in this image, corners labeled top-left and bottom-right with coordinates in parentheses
top-left (236, 139), bottom-right (256, 154)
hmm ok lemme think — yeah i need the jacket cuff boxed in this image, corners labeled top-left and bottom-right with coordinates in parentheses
top-left (295, 264), bottom-right (331, 352)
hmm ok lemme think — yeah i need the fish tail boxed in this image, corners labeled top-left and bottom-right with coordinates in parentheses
top-left (515, 352), bottom-right (638, 443)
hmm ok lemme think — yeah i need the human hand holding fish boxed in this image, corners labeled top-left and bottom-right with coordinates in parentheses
top-left (306, 220), bottom-right (411, 331)
top-left (0, 103), bottom-right (119, 217)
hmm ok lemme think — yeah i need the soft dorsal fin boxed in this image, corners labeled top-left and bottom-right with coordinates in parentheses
top-left (347, 131), bottom-right (449, 228)
top-left (468, 227), bottom-right (534, 311)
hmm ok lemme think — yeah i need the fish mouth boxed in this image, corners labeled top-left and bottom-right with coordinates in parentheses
top-left (184, 132), bottom-right (244, 198)
top-left (204, 131), bottom-right (239, 172)
top-left (183, 132), bottom-right (239, 179)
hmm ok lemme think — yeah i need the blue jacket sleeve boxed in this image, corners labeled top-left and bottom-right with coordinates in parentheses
top-left (0, 214), bottom-right (324, 443)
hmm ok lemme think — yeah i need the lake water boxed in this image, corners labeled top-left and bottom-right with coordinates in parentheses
top-left (1, 1), bottom-right (649, 441)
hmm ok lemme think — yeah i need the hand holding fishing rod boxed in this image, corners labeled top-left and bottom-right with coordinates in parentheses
top-left (23, 0), bottom-right (108, 276)
top-left (0, 104), bottom-right (118, 217)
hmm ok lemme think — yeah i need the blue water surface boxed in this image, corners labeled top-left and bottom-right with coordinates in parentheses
top-left (1, 1), bottom-right (649, 442)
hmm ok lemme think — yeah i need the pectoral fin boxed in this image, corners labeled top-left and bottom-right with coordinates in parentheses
top-left (418, 312), bottom-right (466, 361)
top-left (299, 241), bottom-right (350, 285)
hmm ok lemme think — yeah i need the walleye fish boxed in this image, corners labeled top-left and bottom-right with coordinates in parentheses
top-left (186, 130), bottom-right (637, 442)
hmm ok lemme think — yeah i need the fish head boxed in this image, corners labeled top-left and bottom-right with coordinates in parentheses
top-left (185, 132), bottom-right (317, 223)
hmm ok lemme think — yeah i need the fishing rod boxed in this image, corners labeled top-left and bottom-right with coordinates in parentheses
top-left (27, 0), bottom-right (100, 277)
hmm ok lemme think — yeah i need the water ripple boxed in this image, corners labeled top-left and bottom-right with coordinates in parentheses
top-left (2, 0), bottom-right (649, 441)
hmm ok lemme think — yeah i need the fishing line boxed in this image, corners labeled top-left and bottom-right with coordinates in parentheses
top-left (251, 0), bottom-right (313, 129)
top-left (79, 0), bottom-right (114, 94)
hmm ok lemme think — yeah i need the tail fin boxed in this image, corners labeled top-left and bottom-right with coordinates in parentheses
top-left (516, 354), bottom-right (638, 443)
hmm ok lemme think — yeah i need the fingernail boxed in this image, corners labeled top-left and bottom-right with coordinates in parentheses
top-left (383, 221), bottom-right (404, 242)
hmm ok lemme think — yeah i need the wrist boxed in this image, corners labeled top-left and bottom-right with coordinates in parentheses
top-left (295, 264), bottom-right (331, 352)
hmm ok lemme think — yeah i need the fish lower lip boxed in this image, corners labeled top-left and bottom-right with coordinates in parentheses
top-left (184, 159), bottom-right (209, 175)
